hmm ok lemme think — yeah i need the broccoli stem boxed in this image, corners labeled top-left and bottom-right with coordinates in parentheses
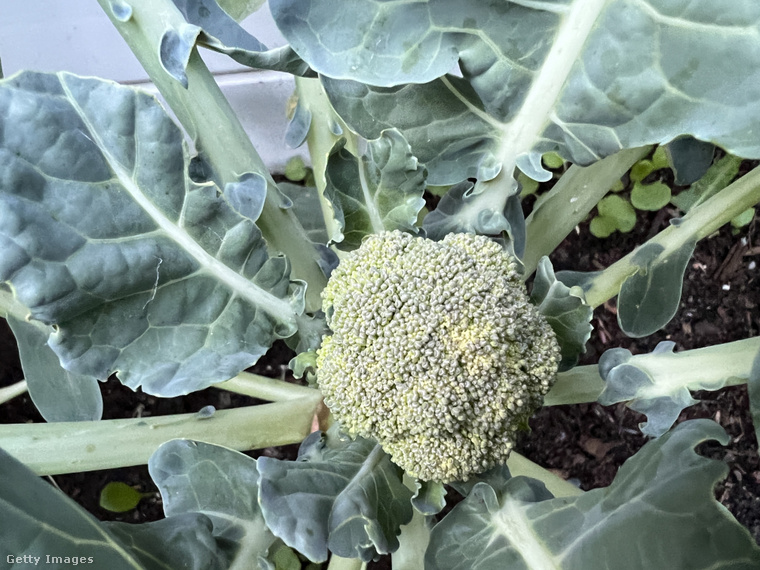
top-left (96, 0), bottom-right (327, 312)
top-left (296, 76), bottom-right (359, 244)
top-left (620, 336), bottom-right (760, 393)
top-left (584, 164), bottom-right (760, 309)
top-left (326, 555), bottom-right (366, 570)
top-left (544, 365), bottom-right (605, 406)
top-left (214, 371), bottom-right (320, 402)
top-left (392, 509), bottom-right (432, 570)
top-left (0, 397), bottom-right (321, 476)
top-left (544, 337), bottom-right (760, 405)
top-left (506, 452), bottom-right (584, 497)
top-left (0, 380), bottom-right (27, 406)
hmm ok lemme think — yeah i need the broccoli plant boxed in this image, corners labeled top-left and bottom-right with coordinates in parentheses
top-left (1, 1), bottom-right (760, 569)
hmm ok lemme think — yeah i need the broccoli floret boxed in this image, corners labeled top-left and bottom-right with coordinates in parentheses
top-left (316, 231), bottom-right (561, 482)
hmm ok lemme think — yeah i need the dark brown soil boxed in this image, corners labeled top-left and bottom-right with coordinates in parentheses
top-left (0, 203), bottom-right (758, 557)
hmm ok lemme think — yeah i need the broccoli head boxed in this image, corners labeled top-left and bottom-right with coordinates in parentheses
top-left (316, 231), bottom-right (561, 482)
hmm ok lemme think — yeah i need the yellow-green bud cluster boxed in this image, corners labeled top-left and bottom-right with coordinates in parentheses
top-left (316, 231), bottom-right (561, 482)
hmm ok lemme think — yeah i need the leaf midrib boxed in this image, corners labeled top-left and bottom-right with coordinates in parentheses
top-left (58, 74), bottom-right (296, 325)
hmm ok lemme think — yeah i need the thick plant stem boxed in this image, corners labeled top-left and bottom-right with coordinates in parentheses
top-left (214, 371), bottom-right (320, 402)
top-left (584, 164), bottom-right (760, 308)
top-left (0, 397), bottom-right (321, 476)
top-left (0, 380), bottom-right (27, 405)
top-left (522, 146), bottom-right (651, 277)
top-left (507, 452), bottom-right (584, 497)
top-left (327, 556), bottom-right (366, 570)
top-left (622, 336), bottom-right (760, 391)
top-left (96, 0), bottom-right (326, 311)
top-left (544, 365), bottom-right (604, 407)
top-left (544, 337), bottom-right (760, 408)
top-left (393, 510), bottom-right (431, 570)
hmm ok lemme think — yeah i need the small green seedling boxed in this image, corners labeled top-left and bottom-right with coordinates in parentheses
top-left (99, 482), bottom-right (150, 513)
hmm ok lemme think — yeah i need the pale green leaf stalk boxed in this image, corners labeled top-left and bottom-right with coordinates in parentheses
top-left (0, 397), bottom-right (321, 475)
top-left (0, 380), bottom-right (28, 406)
top-left (599, 337), bottom-right (760, 436)
top-left (217, 0), bottom-right (266, 22)
top-left (295, 76), bottom-right (356, 245)
top-left (96, 0), bottom-right (326, 310)
top-left (523, 146), bottom-right (651, 276)
top-left (584, 164), bottom-right (760, 309)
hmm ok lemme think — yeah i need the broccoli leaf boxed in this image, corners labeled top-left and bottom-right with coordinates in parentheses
top-left (275, 0), bottom-right (760, 239)
top-left (599, 338), bottom-right (760, 437)
top-left (666, 136), bottom-right (716, 185)
top-left (324, 129), bottom-right (426, 250)
top-left (530, 257), bottom-right (593, 371)
top-left (148, 439), bottom-right (277, 569)
top-left (0, 447), bottom-right (226, 569)
top-left (170, 0), bottom-right (314, 76)
top-left (422, 180), bottom-right (526, 256)
top-left (278, 182), bottom-right (329, 246)
top-left (6, 315), bottom-right (103, 422)
top-left (284, 100), bottom-right (312, 149)
top-left (0, 71), bottom-right (302, 397)
top-left (104, 514), bottom-right (230, 570)
top-left (425, 420), bottom-right (760, 570)
top-left (320, 76), bottom-right (495, 186)
top-left (258, 427), bottom-right (414, 563)
top-left (411, 480), bottom-right (447, 517)
top-left (617, 241), bottom-right (696, 337)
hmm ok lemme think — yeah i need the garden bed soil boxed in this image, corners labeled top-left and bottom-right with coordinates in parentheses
top-left (0, 209), bottom-right (758, 560)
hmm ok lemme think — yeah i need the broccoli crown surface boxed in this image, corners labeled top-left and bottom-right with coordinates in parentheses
top-left (316, 231), bottom-right (561, 482)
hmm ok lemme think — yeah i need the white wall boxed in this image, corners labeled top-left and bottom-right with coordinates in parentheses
top-left (0, 1), bottom-right (306, 172)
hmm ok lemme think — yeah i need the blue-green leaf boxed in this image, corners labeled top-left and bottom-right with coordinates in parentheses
top-left (422, 181), bottom-right (526, 258)
top-left (321, 76), bottom-right (494, 186)
top-left (278, 182), bottom-right (330, 247)
top-left (109, 1), bottom-right (133, 22)
top-left (104, 514), bottom-right (229, 570)
top-left (159, 23), bottom-right (201, 88)
top-left (0, 447), bottom-right (226, 569)
top-left (530, 258), bottom-right (593, 371)
top-left (285, 100), bottom-right (312, 149)
top-left (617, 241), bottom-right (696, 337)
top-left (666, 136), bottom-right (715, 185)
top-left (324, 129), bottom-right (426, 250)
top-left (412, 480), bottom-right (447, 517)
top-left (750, 351), bottom-right (760, 448)
top-left (171, 0), bottom-right (314, 76)
top-left (284, 0), bottom-right (760, 234)
top-left (258, 427), bottom-right (414, 563)
top-left (149, 439), bottom-right (277, 568)
top-left (426, 420), bottom-right (760, 569)
top-left (0, 71), bottom-right (301, 397)
top-left (6, 315), bottom-right (102, 422)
